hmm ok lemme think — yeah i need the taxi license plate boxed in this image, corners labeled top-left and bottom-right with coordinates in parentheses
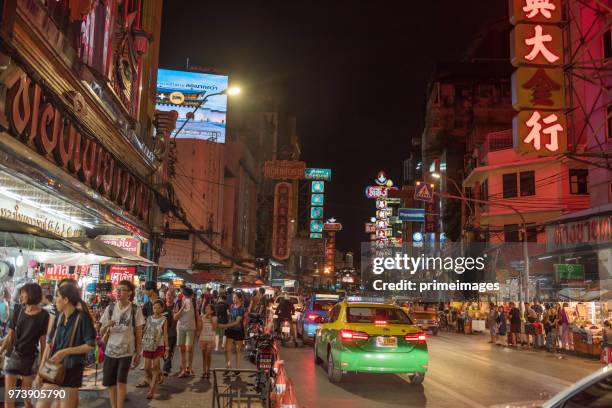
top-left (376, 336), bottom-right (397, 347)
top-left (282, 326), bottom-right (291, 334)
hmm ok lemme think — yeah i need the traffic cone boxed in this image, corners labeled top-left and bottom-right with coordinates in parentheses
top-left (281, 379), bottom-right (298, 408)
top-left (274, 366), bottom-right (287, 395)
top-left (273, 359), bottom-right (284, 375)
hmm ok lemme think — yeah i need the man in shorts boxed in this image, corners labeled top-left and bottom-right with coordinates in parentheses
top-left (173, 287), bottom-right (199, 377)
top-left (100, 280), bottom-right (145, 408)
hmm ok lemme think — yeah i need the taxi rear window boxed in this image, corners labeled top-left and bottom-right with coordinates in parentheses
top-left (313, 302), bottom-right (335, 312)
top-left (347, 307), bottom-right (412, 324)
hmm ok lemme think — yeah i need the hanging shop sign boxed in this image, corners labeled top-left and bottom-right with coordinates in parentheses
top-left (309, 233), bottom-right (323, 239)
top-left (263, 160), bottom-right (306, 180)
top-left (311, 181), bottom-right (325, 193)
top-left (310, 220), bottom-right (324, 233)
top-left (324, 231), bottom-right (336, 273)
top-left (96, 235), bottom-right (141, 255)
top-left (424, 200), bottom-right (437, 234)
top-left (547, 215), bottom-right (612, 251)
top-left (365, 223), bottom-right (375, 233)
top-left (0, 198), bottom-right (85, 237)
top-left (510, 0), bottom-right (567, 156)
top-left (109, 265), bottom-right (136, 286)
top-left (323, 218), bottom-right (342, 231)
top-left (509, 0), bottom-right (562, 25)
top-left (44, 264), bottom-right (72, 280)
top-left (0, 72), bottom-right (152, 221)
top-left (272, 182), bottom-right (293, 260)
top-left (310, 207), bottom-right (324, 219)
top-left (365, 186), bottom-right (388, 199)
top-left (304, 168), bottom-right (332, 181)
top-left (311, 194), bottom-right (324, 206)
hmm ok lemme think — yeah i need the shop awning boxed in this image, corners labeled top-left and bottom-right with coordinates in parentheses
top-left (159, 269), bottom-right (206, 284)
top-left (0, 219), bottom-right (83, 252)
top-left (68, 237), bottom-right (156, 266)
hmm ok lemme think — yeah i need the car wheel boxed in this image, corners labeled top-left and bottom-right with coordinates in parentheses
top-left (409, 372), bottom-right (425, 385)
top-left (313, 343), bottom-right (323, 365)
top-left (327, 351), bottom-right (343, 383)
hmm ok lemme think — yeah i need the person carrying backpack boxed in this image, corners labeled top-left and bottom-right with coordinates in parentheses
top-left (100, 280), bottom-right (145, 408)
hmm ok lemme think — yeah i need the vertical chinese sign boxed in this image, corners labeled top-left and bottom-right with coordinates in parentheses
top-left (272, 182), bottom-right (293, 260)
top-left (324, 231), bottom-right (335, 274)
top-left (510, 0), bottom-right (567, 155)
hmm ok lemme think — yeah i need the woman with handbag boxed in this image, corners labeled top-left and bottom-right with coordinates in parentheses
top-left (35, 284), bottom-right (96, 408)
top-left (0, 283), bottom-right (49, 408)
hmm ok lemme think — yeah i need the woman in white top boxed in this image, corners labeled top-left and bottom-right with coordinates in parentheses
top-left (199, 304), bottom-right (217, 380)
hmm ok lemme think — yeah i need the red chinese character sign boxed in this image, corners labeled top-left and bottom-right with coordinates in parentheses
top-left (512, 67), bottom-right (565, 110)
top-left (513, 110), bottom-right (567, 155)
top-left (511, 24), bottom-right (563, 67)
top-left (272, 182), bottom-right (293, 260)
top-left (510, 0), bottom-right (566, 156)
top-left (509, 0), bottom-right (562, 25)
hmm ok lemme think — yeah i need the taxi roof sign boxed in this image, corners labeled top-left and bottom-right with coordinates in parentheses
top-left (314, 294), bottom-right (340, 301)
top-left (346, 296), bottom-right (386, 304)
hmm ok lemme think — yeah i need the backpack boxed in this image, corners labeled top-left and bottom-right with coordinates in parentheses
top-left (142, 316), bottom-right (164, 352)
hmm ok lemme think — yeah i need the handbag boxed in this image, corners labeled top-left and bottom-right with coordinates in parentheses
top-left (39, 313), bottom-right (82, 385)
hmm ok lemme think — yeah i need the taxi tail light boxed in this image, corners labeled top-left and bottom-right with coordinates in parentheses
top-left (339, 329), bottom-right (369, 341)
top-left (307, 313), bottom-right (319, 321)
top-left (405, 332), bottom-right (427, 343)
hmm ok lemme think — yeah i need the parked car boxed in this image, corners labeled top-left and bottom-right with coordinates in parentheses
top-left (409, 310), bottom-right (439, 336)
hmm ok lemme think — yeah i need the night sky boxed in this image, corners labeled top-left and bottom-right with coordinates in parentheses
top-left (159, 0), bottom-right (507, 256)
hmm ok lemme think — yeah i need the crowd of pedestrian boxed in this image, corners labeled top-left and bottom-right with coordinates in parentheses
top-left (0, 280), bottom-right (271, 408)
top-left (486, 301), bottom-right (577, 352)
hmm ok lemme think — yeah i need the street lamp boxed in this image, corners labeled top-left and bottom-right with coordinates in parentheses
top-left (173, 86), bottom-right (242, 139)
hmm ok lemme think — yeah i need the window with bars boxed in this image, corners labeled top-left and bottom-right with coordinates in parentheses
top-left (569, 169), bottom-right (588, 195)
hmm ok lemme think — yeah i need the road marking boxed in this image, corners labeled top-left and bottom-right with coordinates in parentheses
top-left (399, 374), bottom-right (488, 408)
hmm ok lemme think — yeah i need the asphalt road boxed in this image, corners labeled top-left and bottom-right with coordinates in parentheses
top-left (279, 331), bottom-right (603, 408)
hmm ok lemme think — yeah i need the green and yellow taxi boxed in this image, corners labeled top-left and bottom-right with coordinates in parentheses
top-left (313, 297), bottom-right (428, 384)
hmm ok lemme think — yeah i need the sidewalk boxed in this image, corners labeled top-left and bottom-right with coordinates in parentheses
top-left (81, 348), bottom-right (254, 408)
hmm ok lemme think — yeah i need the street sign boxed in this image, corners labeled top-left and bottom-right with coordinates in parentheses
top-left (305, 168), bottom-right (332, 181)
top-left (414, 182), bottom-right (434, 203)
top-left (399, 208), bottom-right (425, 222)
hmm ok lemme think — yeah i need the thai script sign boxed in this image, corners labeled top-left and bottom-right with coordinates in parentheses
top-left (109, 265), bottom-right (136, 286)
top-left (263, 161), bottom-right (306, 180)
top-left (97, 235), bottom-right (141, 255)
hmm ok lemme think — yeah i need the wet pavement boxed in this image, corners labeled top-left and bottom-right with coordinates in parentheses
top-left (279, 331), bottom-right (603, 408)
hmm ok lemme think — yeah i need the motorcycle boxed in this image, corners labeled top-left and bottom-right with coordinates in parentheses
top-left (279, 317), bottom-right (293, 347)
top-left (246, 313), bottom-right (265, 361)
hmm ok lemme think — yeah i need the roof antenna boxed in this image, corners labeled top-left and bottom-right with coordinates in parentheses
top-left (186, 57), bottom-right (190, 70)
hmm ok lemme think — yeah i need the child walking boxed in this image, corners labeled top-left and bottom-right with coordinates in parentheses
top-left (199, 304), bottom-right (217, 380)
top-left (142, 300), bottom-right (168, 399)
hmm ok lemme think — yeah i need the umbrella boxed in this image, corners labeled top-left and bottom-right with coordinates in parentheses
top-left (68, 237), bottom-right (156, 266)
top-left (0, 219), bottom-right (84, 252)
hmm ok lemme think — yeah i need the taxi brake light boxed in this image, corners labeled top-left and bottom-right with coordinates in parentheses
top-left (374, 320), bottom-right (387, 325)
top-left (307, 313), bottom-right (319, 321)
top-left (339, 329), bottom-right (369, 341)
top-left (405, 332), bottom-right (427, 343)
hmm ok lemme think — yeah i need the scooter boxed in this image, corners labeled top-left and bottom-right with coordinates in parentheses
top-left (279, 318), bottom-right (293, 347)
top-left (246, 313), bottom-right (265, 363)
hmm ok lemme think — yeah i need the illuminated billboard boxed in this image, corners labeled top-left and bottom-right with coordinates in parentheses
top-left (156, 68), bottom-right (229, 143)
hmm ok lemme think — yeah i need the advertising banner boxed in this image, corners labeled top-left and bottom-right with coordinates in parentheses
top-left (554, 264), bottom-right (585, 284)
top-left (44, 265), bottom-right (72, 281)
top-left (97, 235), bottom-right (142, 255)
top-left (264, 161), bottom-right (306, 179)
top-left (109, 266), bottom-right (136, 286)
top-left (156, 69), bottom-right (229, 142)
